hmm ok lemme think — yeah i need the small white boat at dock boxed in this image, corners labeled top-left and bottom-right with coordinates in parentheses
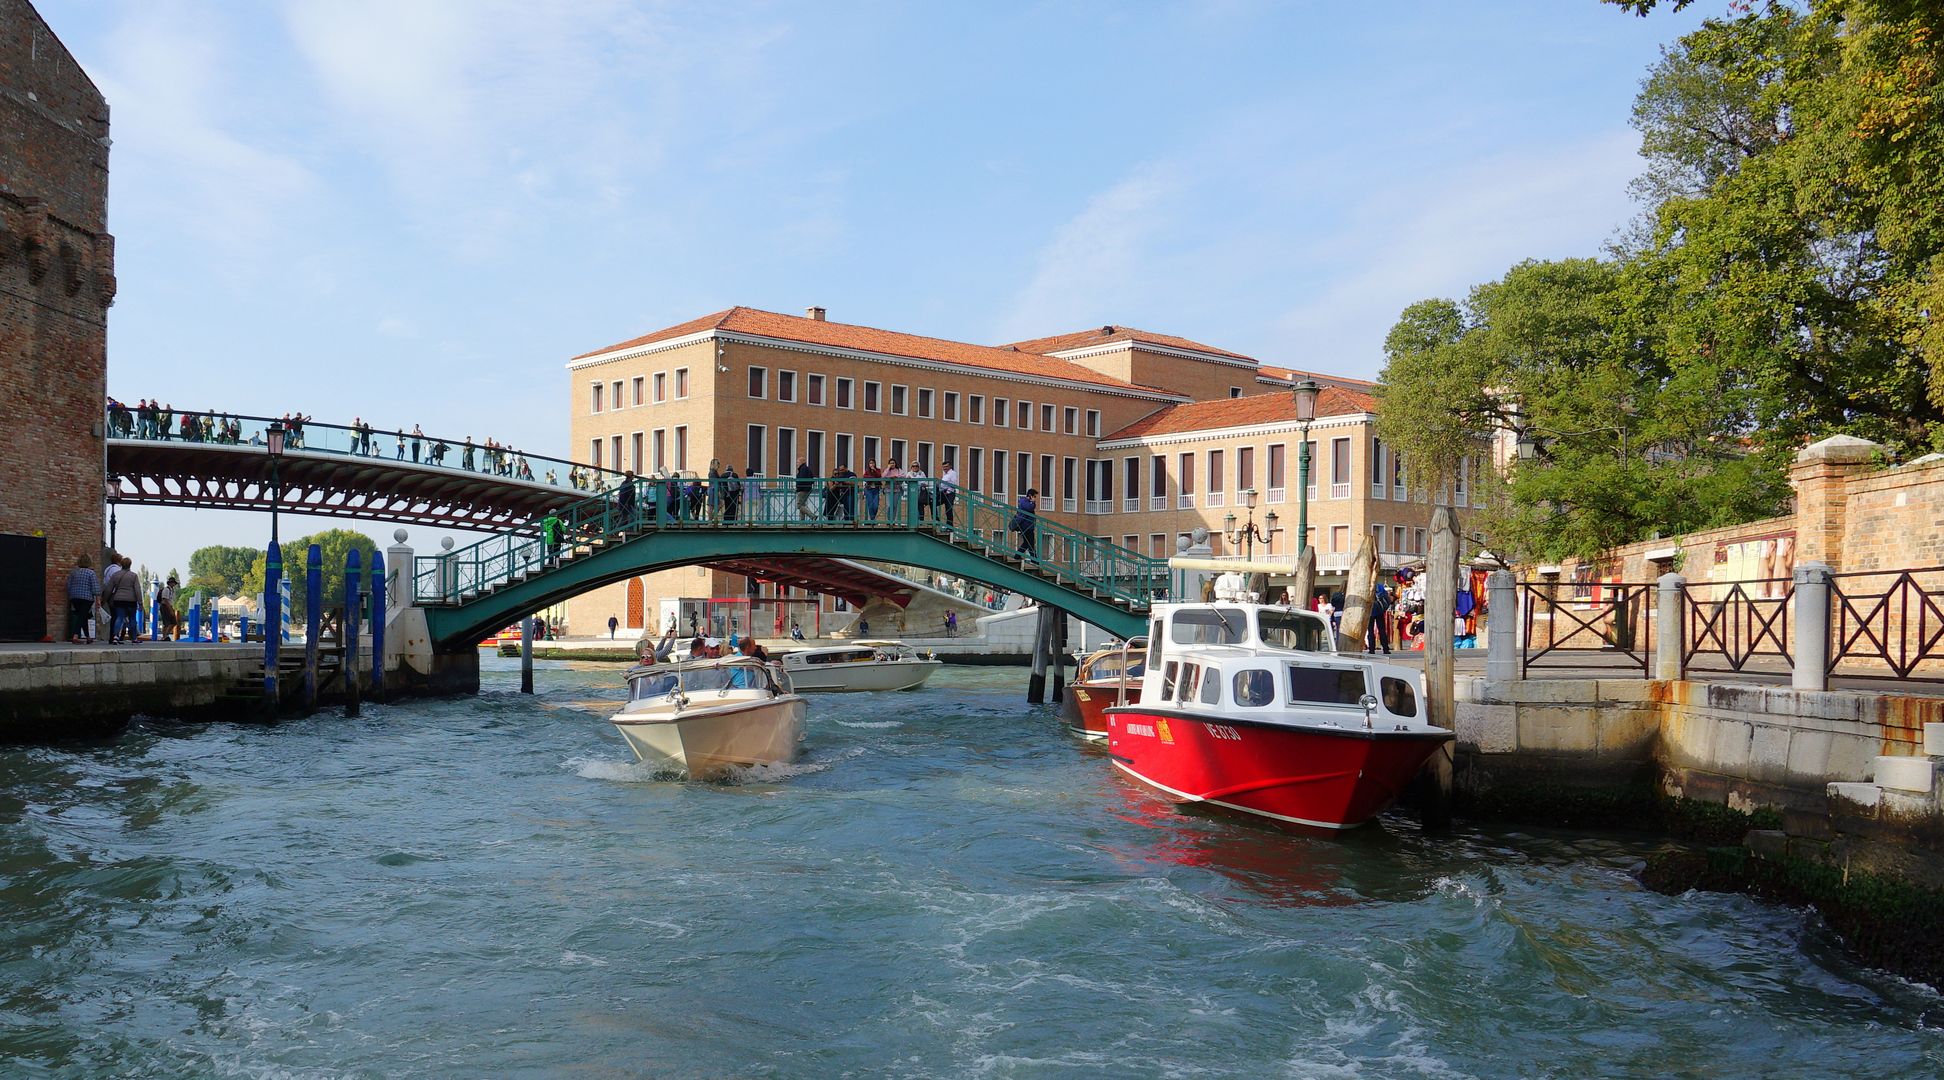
top-left (610, 656), bottom-right (806, 779)
top-left (779, 640), bottom-right (942, 693)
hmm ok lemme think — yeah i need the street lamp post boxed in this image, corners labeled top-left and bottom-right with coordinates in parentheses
top-left (1223, 487), bottom-right (1278, 561)
top-left (1291, 379), bottom-right (1319, 555)
top-left (266, 421), bottom-right (286, 545)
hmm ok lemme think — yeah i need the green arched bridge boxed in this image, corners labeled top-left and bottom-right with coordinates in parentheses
top-left (413, 475), bottom-right (1172, 648)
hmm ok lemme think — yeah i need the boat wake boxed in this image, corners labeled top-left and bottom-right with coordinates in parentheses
top-left (831, 719), bottom-right (903, 729)
top-left (563, 755), bottom-right (669, 783)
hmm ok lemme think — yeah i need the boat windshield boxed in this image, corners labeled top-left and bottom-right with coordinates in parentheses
top-left (1169, 608), bottom-right (1248, 645)
top-left (1258, 610), bottom-right (1328, 653)
top-left (631, 664), bottom-right (773, 699)
top-left (1083, 650), bottom-right (1144, 681)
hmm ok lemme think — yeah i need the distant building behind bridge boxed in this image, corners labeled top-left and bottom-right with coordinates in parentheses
top-left (0, 0), bottom-right (114, 641)
top-left (563, 306), bottom-right (1485, 638)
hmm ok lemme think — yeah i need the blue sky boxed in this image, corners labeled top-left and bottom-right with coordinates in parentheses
top-left (46, 0), bottom-right (1712, 576)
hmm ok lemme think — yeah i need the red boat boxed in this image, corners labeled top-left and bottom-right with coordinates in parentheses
top-left (1106, 599), bottom-right (1451, 831)
top-left (1058, 639), bottom-right (1145, 741)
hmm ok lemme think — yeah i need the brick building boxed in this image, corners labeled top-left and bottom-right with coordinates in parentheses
top-left (562, 306), bottom-right (1469, 638)
top-left (0, 0), bottom-right (114, 640)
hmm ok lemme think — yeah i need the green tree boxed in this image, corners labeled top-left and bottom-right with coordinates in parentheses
top-left (185, 544), bottom-right (258, 597)
top-left (246, 529), bottom-right (381, 625)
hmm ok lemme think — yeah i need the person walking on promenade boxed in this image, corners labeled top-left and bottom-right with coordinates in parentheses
top-left (1013, 488), bottom-right (1039, 558)
top-left (862, 458), bottom-right (882, 522)
top-left (795, 457), bottom-right (814, 520)
top-left (66, 555), bottom-right (100, 644)
top-left (939, 460), bottom-right (958, 528)
top-left (159, 573), bottom-right (181, 640)
top-left (608, 614), bottom-right (619, 640)
top-left (106, 555), bottom-right (141, 643)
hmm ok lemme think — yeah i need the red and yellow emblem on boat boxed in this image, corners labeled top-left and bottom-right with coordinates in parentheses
top-left (1156, 718), bottom-right (1174, 745)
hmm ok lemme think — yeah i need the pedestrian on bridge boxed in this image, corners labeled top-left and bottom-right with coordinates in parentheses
top-left (616, 471), bottom-right (637, 532)
top-left (862, 459), bottom-right (882, 522)
top-left (541, 509), bottom-right (562, 564)
top-left (1013, 488), bottom-right (1039, 558)
top-left (721, 464), bottom-right (741, 520)
top-left (940, 461), bottom-right (958, 527)
top-left (411, 425), bottom-right (424, 463)
top-left (395, 431), bottom-right (406, 460)
top-left (463, 438), bottom-right (475, 470)
top-left (795, 458), bottom-right (814, 520)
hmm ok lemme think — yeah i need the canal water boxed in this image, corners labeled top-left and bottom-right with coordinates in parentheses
top-left (3, 661), bottom-right (1940, 1078)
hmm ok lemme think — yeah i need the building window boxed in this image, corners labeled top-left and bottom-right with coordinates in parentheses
top-left (1331, 525), bottom-right (1349, 552)
top-left (1150, 456), bottom-right (1167, 511)
top-left (611, 434), bottom-right (622, 471)
top-left (652, 372), bottom-right (667, 403)
top-left (675, 368), bottom-right (689, 399)
top-left (864, 381), bottom-right (882, 412)
top-left (917, 388), bottom-right (934, 419)
top-left (1370, 436), bottom-right (1388, 499)
top-left (1086, 410), bottom-right (1101, 438)
top-left (746, 425), bottom-right (765, 474)
top-left (777, 427), bottom-right (796, 475)
top-left (835, 433), bottom-right (853, 470)
top-left (591, 383), bottom-right (604, 413)
top-left (993, 398), bottom-right (1009, 428)
top-left (1207, 449), bottom-right (1226, 507)
top-left (748, 366), bottom-right (767, 399)
top-left (969, 395), bottom-right (985, 425)
top-left (890, 438), bottom-right (907, 467)
top-left (836, 377), bottom-right (853, 409)
top-left (891, 385), bottom-right (909, 415)
top-left (1086, 458), bottom-right (1113, 514)
top-left (631, 377), bottom-right (644, 406)
top-left (993, 450), bottom-right (1008, 495)
top-left (652, 429), bottom-right (667, 471)
top-left (590, 438), bottom-right (602, 467)
top-left (1331, 437), bottom-right (1351, 498)
top-left (1238, 446), bottom-right (1255, 493)
top-left (1016, 452), bottom-right (1031, 498)
top-left (968, 447), bottom-right (983, 490)
top-left (675, 426), bottom-right (689, 471)
top-left (1268, 443), bottom-right (1286, 501)
top-left (943, 391), bottom-right (959, 422)
top-left (918, 442), bottom-right (933, 473)
top-left (1150, 533), bottom-right (1167, 558)
top-left (612, 381), bottom-right (623, 409)
top-left (1016, 400), bottom-right (1031, 430)
top-left (1394, 526), bottom-right (1406, 555)
top-left (806, 374), bottom-right (825, 406)
top-left (1062, 457), bottom-right (1078, 511)
top-left (1123, 456), bottom-right (1141, 512)
top-left (1372, 524), bottom-right (1386, 554)
top-left (1455, 455), bottom-right (1470, 506)
top-left (1413, 528), bottom-right (1426, 554)
top-left (806, 431), bottom-right (824, 474)
top-left (777, 371), bottom-right (796, 403)
top-left (942, 444), bottom-right (958, 476)
top-left (1177, 452), bottom-right (1195, 508)
top-left (1230, 386), bottom-right (1242, 398)
top-left (631, 432), bottom-right (643, 472)
top-left (1392, 453), bottom-right (1406, 501)
top-left (1307, 440), bottom-right (1320, 500)
top-left (1044, 403), bottom-right (1058, 433)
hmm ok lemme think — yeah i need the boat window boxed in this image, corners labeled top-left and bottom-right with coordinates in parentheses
top-left (1258, 610), bottom-right (1328, 653)
top-left (1170, 608), bottom-right (1246, 645)
top-left (633, 665), bottom-right (769, 697)
top-left (806, 650), bottom-right (870, 665)
top-left (1381, 677), bottom-right (1418, 717)
top-left (1178, 664), bottom-right (1199, 703)
top-left (1198, 669), bottom-right (1222, 705)
top-left (1160, 661), bottom-right (1178, 700)
top-left (1232, 669), bottom-right (1275, 707)
top-left (632, 672), bottom-right (681, 699)
top-left (1287, 665), bottom-right (1368, 705)
top-left (1147, 621), bottom-right (1164, 673)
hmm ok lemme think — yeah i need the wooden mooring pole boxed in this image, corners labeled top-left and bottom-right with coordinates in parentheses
top-left (1027, 604), bottom-right (1055, 703)
top-left (521, 615), bottom-right (536, 694)
top-left (1421, 505), bottom-right (1460, 830)
top-left (1050, 611), bottom-right (1068, 701)
top-left (344, 550), bottom-right (362, 719)
top-left (302, 544), bottom-right (321, 712)
top-left (1337, 536), bottom-right (1377, 654)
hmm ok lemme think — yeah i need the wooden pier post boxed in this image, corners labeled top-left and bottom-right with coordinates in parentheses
top-left (1050, 611), bottom-right (1068, 701)
top-left (1421, 505), bottom-right (1460, 830)
top-left (262, 542), bottom-right (282, 708)
top-left (344, 550), bottom-right (362, 719)
top-left (1292, 545), bottom-right (1318, 609)
top-left (1337, 536), bottom-right (1377, 654)
top-left (520, 615), bottom-right (536, 694)
top-left (369, 549), bottom-right (387, 702)
top-left (1027, 604), bottom-right (1055, 703)
top-left (303, 544), bottom-right (321, 712)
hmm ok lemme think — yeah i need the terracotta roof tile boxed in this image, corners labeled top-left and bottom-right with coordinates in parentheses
top-left (1006, 325), bottom-right (1255, 362)
top-left (1101, 387), bottom-right (1375, 442)
top-left (1255, 365), bottom-right (1377, 389)
top-left (574, 307), bottom-right (1182, 396)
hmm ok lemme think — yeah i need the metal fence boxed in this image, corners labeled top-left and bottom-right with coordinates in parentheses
top-left (1828, 565), bottom-right (1944, 681)
top-left (1519, 580), bottom-right (1654, 676)
top-left (1681, 577), bottom-right (1794, 676)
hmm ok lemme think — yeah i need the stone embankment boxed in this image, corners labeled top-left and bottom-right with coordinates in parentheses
top-left (0, 644), bottom-right (260, 739)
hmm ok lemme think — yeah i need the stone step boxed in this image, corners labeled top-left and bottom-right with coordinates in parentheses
top-left (1874, 754), bottom-right (1936, 793)
top-left (1927, 722), bottom-right (1944, 758)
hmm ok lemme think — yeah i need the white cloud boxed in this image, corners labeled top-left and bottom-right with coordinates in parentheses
top-left (993, 163), bottom-right (1187, 341)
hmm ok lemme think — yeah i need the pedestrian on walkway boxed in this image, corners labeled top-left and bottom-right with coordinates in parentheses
top-left (939, 460), bottom-right (958, 527)
top-left (66, 555), bottom-right (100, 644)
top-left (862, 459), bottom-right (882, 522)
top-left (411, 425), bottom-right (423, 463)
top-left (608, 615), bottom-right (619, 640)
top-left (541, 508), bottom-right (562, 564)
top-left (106, 555), bottom-right (141, 643)
top-left (159, 573), bottom-right (181, 640)
top-left (1013, 488), bottom-right (1039, 557)
top-left (795, 457), bottom-right (814, 520)
top-left (616, 471), bottom-right (637, 531)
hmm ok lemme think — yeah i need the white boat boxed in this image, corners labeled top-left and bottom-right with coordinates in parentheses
top-left (779, 640), bottom-right (942, 693)
top-left (610, 656), bottom-right (807, 779)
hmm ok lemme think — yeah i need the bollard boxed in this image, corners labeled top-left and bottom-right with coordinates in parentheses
top-left (262, 542), bottom-right (282, 707)
top-left (1484, 569), bottom-right (1519, 684)
top-left (303, 544), bottom-right (322, 711)
top-left (1654, 573), bottom-right (1686, 681)
top-left (369, 549), bottom-right (386, 701)
top-left (1793, 561), bottom-right (1832, 691)
top-left (151, 592), bottom-right (162, 641)
top-left (344, 550), bottom-right (362, 718)
top-left (521, 615), bottom-right (535, 694)
top-left (188, 592), bottom-right (202, 643)
top-left (240, 615), bottom-right (250, 643)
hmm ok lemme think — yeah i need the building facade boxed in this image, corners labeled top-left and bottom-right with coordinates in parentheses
top-left (562, 306), bottom-right (1467, 638)
top-left (0, 0), bottom-right (113, 640)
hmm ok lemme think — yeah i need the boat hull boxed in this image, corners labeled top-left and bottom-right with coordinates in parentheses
top-left (1105, 707), bottom-right (1450, 830)
top-left (611, 697), bottom-right (808, 779)
top-left (1059, 678), bottom-right (1143, 741)
top-left (783, 659), bottom-right (941, 693)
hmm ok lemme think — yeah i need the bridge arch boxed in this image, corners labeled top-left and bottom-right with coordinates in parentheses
top-left (418, 526), bottom-right (1154, 649)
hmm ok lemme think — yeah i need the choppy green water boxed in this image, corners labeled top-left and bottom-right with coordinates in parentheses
top-left (2, 660), bottom-right (1940, 1078)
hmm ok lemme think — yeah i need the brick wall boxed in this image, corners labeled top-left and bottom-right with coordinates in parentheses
top-left (0, 0), bottom-right (112, 639)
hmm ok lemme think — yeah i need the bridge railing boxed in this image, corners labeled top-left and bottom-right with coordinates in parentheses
top-left (103, 404), bottom-right (631, 495)
top-left (411, 475), bottom-right (1173, 613)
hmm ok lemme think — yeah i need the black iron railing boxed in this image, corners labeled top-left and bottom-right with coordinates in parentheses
top-left (1519, 580), bottom-right (1654, 676)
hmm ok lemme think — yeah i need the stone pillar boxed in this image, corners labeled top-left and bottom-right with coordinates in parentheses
top-left (1484, 569), bottom-right (1518, 684)
top-left (1654, 572), bottom-right (1686, 681)
top-left (386, 529), bottom-right (414, 611)
top-left (1789, 435), bottom-right (1880, 569)
top-left (1793, 561), bottom-right (1832, 691)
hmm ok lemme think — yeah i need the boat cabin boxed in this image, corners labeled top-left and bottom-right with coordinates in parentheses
top-left (1137, 603), bottom-right (1423, 729)
top-left (625, 657), bottom-right (785, 701)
